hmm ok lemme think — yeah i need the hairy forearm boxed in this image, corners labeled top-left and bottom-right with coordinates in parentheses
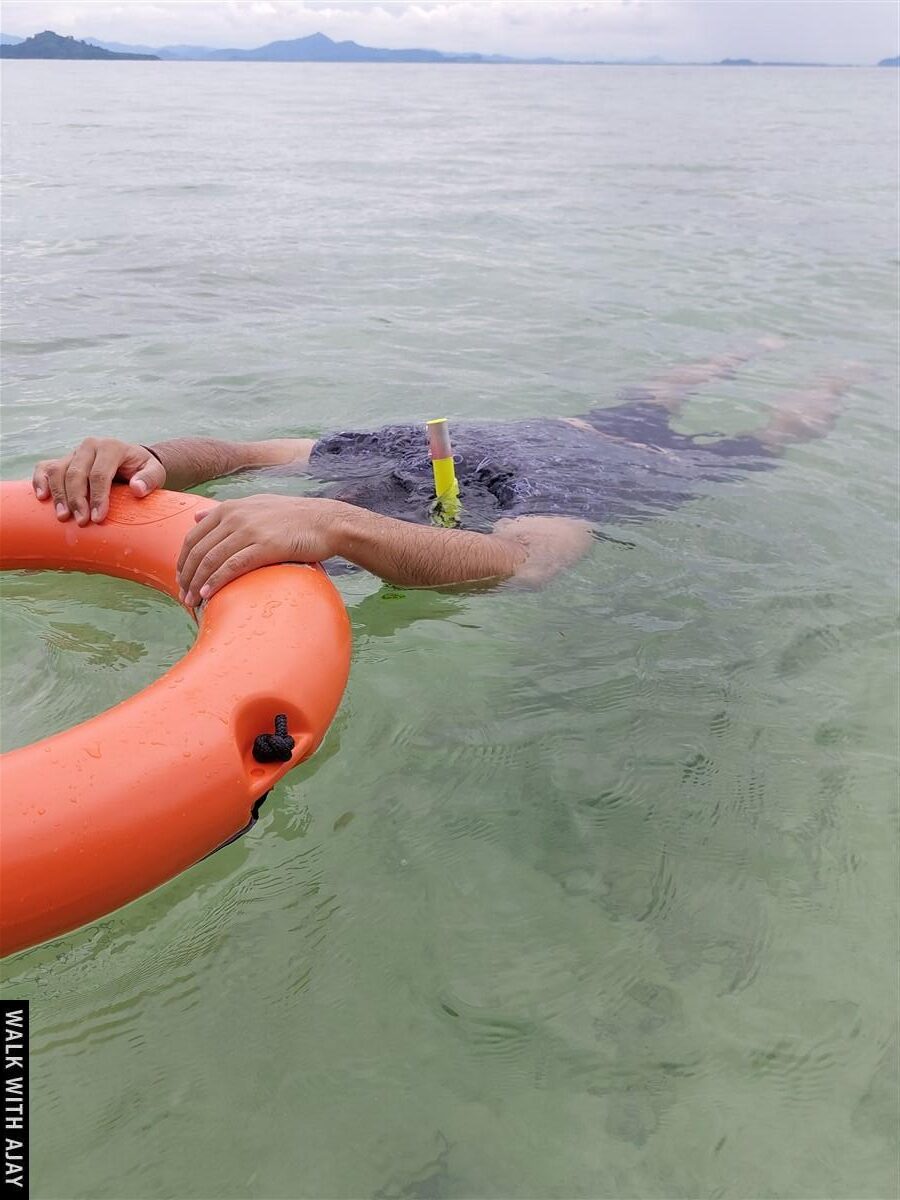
top-left (148, 438), bottom-right (305, 490)
top-left (172, 496), bottom-right (591, 603)
top-left (337, 507), bottom-right (526, 587)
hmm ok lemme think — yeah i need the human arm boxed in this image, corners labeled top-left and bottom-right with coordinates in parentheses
top-left (31, 436), bottom-right (315, 525)
top-left (341, 512), bottom-right (593, 589)
top-left (144, 437), bottom-right (315, 490)
top-left (176, 496), bottom-right (593, 603)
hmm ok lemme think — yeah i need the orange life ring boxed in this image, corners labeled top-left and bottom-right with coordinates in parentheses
top-left (0, 481), bottom-right (351, 956)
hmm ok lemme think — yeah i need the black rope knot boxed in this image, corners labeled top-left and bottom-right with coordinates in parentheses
top-left (253, 714), bottom-right (295, 763)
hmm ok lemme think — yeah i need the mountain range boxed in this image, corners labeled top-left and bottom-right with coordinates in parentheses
top-left (1, 29), bottom-right (896, 66)
top-left (0, 30), bottom-right (574, 63)
top-left (0, 31), bottom-right (158, 59)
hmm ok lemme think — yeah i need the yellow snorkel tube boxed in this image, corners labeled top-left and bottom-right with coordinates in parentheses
top-left (426, 418), bottom-right (461, 526)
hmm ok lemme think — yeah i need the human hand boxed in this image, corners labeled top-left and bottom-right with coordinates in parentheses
top-left (32, 438), bottom-right (166, 525)
top-left (176, 495), bottom-right (350, 606)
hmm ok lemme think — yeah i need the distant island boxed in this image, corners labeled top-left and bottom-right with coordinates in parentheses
top-left (714, 57), bottom-right (846, 67)
top-left (0, 29), bottom-right (562, 63)
top-left (0, 28), bottom-right (891, 66)
top-left (0, 30), bottom-right (158, 59)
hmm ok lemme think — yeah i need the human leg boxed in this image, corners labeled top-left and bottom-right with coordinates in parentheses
top-left (738, 367), bottom-right (868, 452)
top-left (638, 336), bottom-right (786, 414)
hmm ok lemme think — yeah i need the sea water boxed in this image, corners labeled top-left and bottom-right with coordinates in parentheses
top-left (1, 62), bottom-right (898, 1199)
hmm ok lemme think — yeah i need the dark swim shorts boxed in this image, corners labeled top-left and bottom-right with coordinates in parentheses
top-left (583, 387), bottom-right (777, 462)
top-left (307, 393), bottom-right (776, 532)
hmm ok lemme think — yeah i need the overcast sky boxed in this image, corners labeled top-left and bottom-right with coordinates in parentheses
top-left (2, 0), bottom-right (898, 63)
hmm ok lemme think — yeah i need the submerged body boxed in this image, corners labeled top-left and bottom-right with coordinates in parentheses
top-left (30, 342), bottom-right (852, 595)
top-left (307, 396), bottom-right (775, 532)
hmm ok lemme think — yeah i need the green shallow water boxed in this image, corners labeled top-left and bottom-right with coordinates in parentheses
top-left (1, 63), bottom-right (898, 1199)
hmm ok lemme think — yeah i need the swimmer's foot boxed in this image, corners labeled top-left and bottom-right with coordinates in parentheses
top-left (756, 366), bottom-right (868, 449)
top-left (756, 334), bottom-right (788, 353)
top-left (824, 360), bottom-right (877, 390)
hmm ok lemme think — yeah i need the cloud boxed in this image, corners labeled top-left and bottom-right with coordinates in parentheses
top-left (1, 0), bottom-right (897, 62)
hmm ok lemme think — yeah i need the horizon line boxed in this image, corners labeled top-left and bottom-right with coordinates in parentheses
top-left (1, 28), bottom-right (894, 67)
